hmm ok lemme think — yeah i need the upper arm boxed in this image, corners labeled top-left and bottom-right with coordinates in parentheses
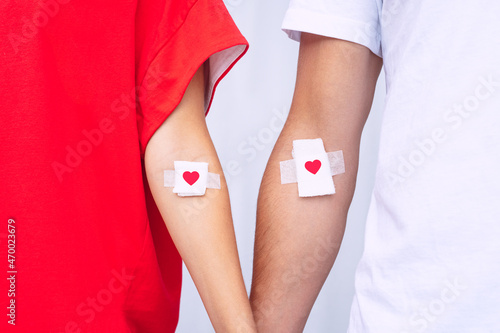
top-left (286, 33), bottom-right (382, 144)
top-left (143, 62), bottom-right (231, 238)
top-left (144, 63), bottom-right (217, 178)
top-left (261, 34), bottom-right (382, 209)
top-left (143, 63), bottom-right (228, 226)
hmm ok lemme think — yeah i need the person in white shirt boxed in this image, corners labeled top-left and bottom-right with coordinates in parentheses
top-left (250, 1), bottom-right (500, 332)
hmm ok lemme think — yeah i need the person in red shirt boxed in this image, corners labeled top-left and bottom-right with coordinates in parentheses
top-left (1, 0), bottom-right (256, 332)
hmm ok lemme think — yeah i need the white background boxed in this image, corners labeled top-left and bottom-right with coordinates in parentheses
top-left (178, 1), bottom-right (386, 332)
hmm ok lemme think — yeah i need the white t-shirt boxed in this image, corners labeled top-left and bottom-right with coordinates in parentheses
top-left (283, 1), bottom-right (500, 332)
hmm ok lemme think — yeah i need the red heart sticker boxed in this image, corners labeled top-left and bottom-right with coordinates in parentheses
top-left (183, 171), bottom-right (199, 186)
top-left (305, 160), bottom-right (321, 174)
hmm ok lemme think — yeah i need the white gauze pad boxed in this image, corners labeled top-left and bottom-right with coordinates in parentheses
top-left (280, 139), bottom-right (345, 197)
top-left (164, 161), bottom-right (221, 197)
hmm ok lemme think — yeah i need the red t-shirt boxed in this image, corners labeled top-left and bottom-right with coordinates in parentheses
top-left (0, 0), bottom-right (247, 332)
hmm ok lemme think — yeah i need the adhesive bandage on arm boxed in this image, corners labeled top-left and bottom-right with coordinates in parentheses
top-left (280, 139), bottom-right (345, 197)
top-left (164, 161), bottom-right (221, 197)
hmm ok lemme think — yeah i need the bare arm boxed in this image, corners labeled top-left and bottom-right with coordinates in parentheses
top-left (145, 64), bottom-right (256, 333)
top-left (250, 33), bottom-right (382, 332)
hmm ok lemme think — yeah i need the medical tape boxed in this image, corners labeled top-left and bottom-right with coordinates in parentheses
top-left (163, 171), bottom-right (221, 188)
top-left (164, 161), bottom-right (220, 197)
top-left (280, 150), bottom-right (345, 184)
top-left (280, 138), bottom-right (345, 197)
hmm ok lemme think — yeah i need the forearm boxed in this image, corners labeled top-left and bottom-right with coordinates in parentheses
top-left (147, 146), bottom-right (254, 331)
top-left (145, 66), bottom-right (256, 332)
top-left (250, 119), bottom-right (358, 332)
top-left (250, 33), bottom-right (382, 332)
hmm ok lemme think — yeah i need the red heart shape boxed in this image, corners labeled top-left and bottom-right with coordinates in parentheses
top-left (183, 171), bottom-right (199, 186)
top-left (305, 160), bottom-right (321, 174)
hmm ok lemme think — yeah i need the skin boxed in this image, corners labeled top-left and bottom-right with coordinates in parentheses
top-left (250, 33), bottom-right (383, 332)
top-left (144, 64), bottom-right (257, 333)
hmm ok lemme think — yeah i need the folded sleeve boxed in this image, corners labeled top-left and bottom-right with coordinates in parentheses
top-left (135, 0), bottom-right (248, 154)
top-left (282, 0), bottom-right (382, 57)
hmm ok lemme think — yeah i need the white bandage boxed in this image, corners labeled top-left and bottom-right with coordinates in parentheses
top-left (280, 139), bottom-right (345, 197)
top-left (164, 161), bottom-right (221, 197)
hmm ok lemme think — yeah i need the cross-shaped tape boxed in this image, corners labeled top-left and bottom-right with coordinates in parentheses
top-left (280, 139), bottom-right (345, 197)
top-left (164, 161), bottom-right (221, 197)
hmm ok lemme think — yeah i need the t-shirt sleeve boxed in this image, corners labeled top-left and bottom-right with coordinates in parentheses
top-left (282, 0), bottom-right (382, 57)
top-left (135, 0), bottom-right (248, 154)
